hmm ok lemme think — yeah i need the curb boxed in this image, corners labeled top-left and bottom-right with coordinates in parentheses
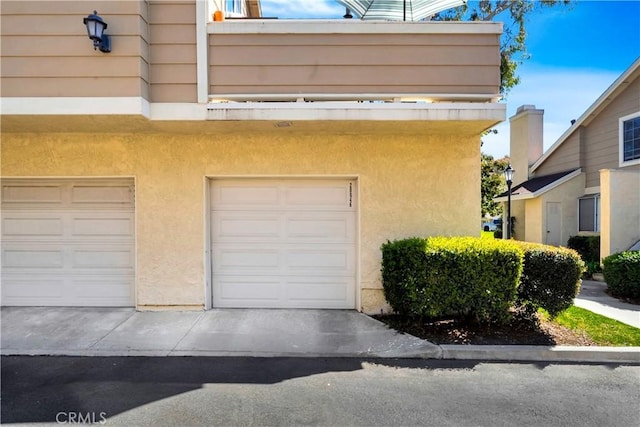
top-left (437, 345), bottom-right (640, 364)
top-left (3, 345), bottom-right (640, 364)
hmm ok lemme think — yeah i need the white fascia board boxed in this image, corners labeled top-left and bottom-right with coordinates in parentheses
top-left (208, 20), bottom-right (502, 35)
top-left (493, 168), bottom-right (582, 202)
top-left (1, 97), bottom-right (150, 117)
top-left (149, 103), bottom-right (209, 120)
top-left (196, 0), bottom-right (209, 104)
top-left (207, 102), bottom-right (506, 122)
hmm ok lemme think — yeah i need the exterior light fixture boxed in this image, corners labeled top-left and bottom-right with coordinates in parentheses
top-left (504, 164), bottom-right (515, 239)
top-left (83, 11), bottom-right (111, 53)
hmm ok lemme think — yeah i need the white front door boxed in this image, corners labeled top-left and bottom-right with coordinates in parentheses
top-left (546, 202), bottom-right (562, 246)
top-left (1, 179), bottom-right (135, 306)
top-left (210, 178), bottom-right (357, 309)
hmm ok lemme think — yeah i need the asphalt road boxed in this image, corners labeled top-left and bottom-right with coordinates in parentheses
top-left (2, 356), bottom-right (639, 426)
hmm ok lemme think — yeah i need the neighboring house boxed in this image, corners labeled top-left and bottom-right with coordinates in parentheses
top-left (0, 0), bottom-right (505, 313)
top-left (495, 58), bottom-right (640, 260)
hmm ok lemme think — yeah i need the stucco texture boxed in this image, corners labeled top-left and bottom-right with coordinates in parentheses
top-left (2, 123), bottom-right (481, 313)
top-left (601, 169), bottom-right (640, 258)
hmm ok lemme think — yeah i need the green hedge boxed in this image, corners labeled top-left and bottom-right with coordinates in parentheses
top-left (603, 251), bottom-right (640, 299)
top-left (381, 237), bottom-right (523, 323)
top-left (567, 235), bottom-right (600, 263)
top-left (515, 242), bottom-right (585, 317)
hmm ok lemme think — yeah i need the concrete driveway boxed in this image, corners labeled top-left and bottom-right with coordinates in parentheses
top-left (0, 308), bottom-right (440, 358)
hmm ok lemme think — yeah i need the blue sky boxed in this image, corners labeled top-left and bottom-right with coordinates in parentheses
top-left (260, 0), bottom-right (640, 159)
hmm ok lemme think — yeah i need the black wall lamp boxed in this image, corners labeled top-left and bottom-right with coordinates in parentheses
top-left (83, 11), bottom-right (111, 53)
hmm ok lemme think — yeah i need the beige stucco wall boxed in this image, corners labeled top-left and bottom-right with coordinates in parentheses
top-left (506, 199), bottom-right (526, 241)
top-left (601, 169), bottom-right (640, 259)
top-left (524, 198), bottom-right (542, 243)
top-left (1, 123), bottom-right (481, 313)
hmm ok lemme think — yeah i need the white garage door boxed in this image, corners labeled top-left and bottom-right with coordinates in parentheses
top-left (1, 179), bottom-right (135, 306)
top-left (211, 179), bottom-right (357, 309)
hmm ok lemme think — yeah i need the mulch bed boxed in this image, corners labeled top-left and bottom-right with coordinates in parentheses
top-left (372, 311), bottom-right (596, 346)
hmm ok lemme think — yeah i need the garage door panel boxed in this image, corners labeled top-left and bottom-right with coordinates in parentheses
top-left (2, 277), bottom-right (66, 301)
top-left (216, 248), bottom-right (280, 271)
top-left (73, 249), bottom-right (134, 269)
top-left (215, 185), bottom-right (280, 207)
top-left (286, 214), bottom-right (355, 241)
top-left (213, 213), bottom-right (280, 239)
top-left (285, 185), bottom-right (352, 209)
top-left (3, 216), bottom-right (64, 236)
top-left (287, 278), bottom-right (352, 303)
top-left (72, 278), bottom-right (134, 302)
top-left (2, 184), bottom-right (64, 204)
top-left (3, 249), bottom-right (64, 268)
top-left (2, 275), bottom-right (133, 306)
top-left (71, 185), bottom-right (132, 204)
top-left (218, 277), bottom-right (282, 301)
top-left (71, 216), bottom-right (133, 236)
top-left (211, 179), bottom-right (357, 309)
top-left (286, 247), bottom-right (354, 273)
top-left (2, 212), bottom-right (134, 241)
top-left (213, 212), bottom-right (355, 244)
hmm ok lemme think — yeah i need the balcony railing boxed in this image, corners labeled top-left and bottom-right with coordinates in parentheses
top-left (207, 20), bottom-right (502, 104)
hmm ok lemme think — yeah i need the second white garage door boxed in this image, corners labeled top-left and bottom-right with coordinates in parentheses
top-left (211, 179), bottom-right (357, 309)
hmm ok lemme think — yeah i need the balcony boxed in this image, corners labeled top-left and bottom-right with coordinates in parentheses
top-left (205, 19), bottom-right (503, 121)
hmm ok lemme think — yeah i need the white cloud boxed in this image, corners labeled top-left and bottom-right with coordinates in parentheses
top-left (482, 66), bottom-right (620, 160)
top-left (261, 0), bottom-right (345, 18)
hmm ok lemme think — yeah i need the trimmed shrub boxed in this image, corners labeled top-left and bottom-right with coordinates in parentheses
top-left (515, 242), bottom-right (585, 317)
top-left (567, 235), bottom-right (600, 263)
top-left (603, 251), bottom-right (640, 299)
top-left (381, 237), bottom-right (523, 323)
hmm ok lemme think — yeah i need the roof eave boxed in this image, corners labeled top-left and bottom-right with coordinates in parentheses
top-left (493, 168), bottom-right (582, 202)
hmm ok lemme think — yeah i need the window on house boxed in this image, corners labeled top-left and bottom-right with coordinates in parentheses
top-left (226, 0), bottom-right (242, 15)
top-left (578, 194), bottom-right (600, 232)
top-left (621, 112), bottom-right (640, 166)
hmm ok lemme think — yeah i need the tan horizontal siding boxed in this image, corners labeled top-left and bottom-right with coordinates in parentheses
top-left (151, 44), bottom-right (197, 63)
top-left (1, 36), bottom-right (149, 58)
top-left (1, 1), bottom-right (150, 100)
top-left (150, 24), bottom-right (196, 44)
top-left (3, 57), bottom-right (148, 80)
top-left (208, 31), bottom-right (500, 96)
top-left (1, 78), bottom-right (148, 97)
top-left (535, 131), bottom-right (581, 177)
top-left (149, 1), bottom-right (196, 24)
top-left (1, 14), bottom-right (147, 36)
top-left (210, 66), bottom-right (497, 94)
top-left (1, 1), bottom-right (144, 15)
top-left (148, 1), bottom-right (197, 103)
top-left (583, 76), bottom-right (640, 187)
top-left (149, 85), bottom-right (198, 102)
top-left (209, 45), bottom-right (498, 67)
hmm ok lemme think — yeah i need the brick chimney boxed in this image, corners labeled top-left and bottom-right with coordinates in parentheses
top-left (509, 105), bottom-right (544, 186)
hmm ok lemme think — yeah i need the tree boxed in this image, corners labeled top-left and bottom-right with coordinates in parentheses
top-left (434, 0), bottom-right (573, 94)
top-left (481, 153), bottom-right (509, 217)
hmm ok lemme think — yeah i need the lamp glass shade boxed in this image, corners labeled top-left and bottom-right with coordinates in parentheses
top-left (84, 12), bottom-right (107, 42)
top-left (504, 165), bottom-right (515, 183)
